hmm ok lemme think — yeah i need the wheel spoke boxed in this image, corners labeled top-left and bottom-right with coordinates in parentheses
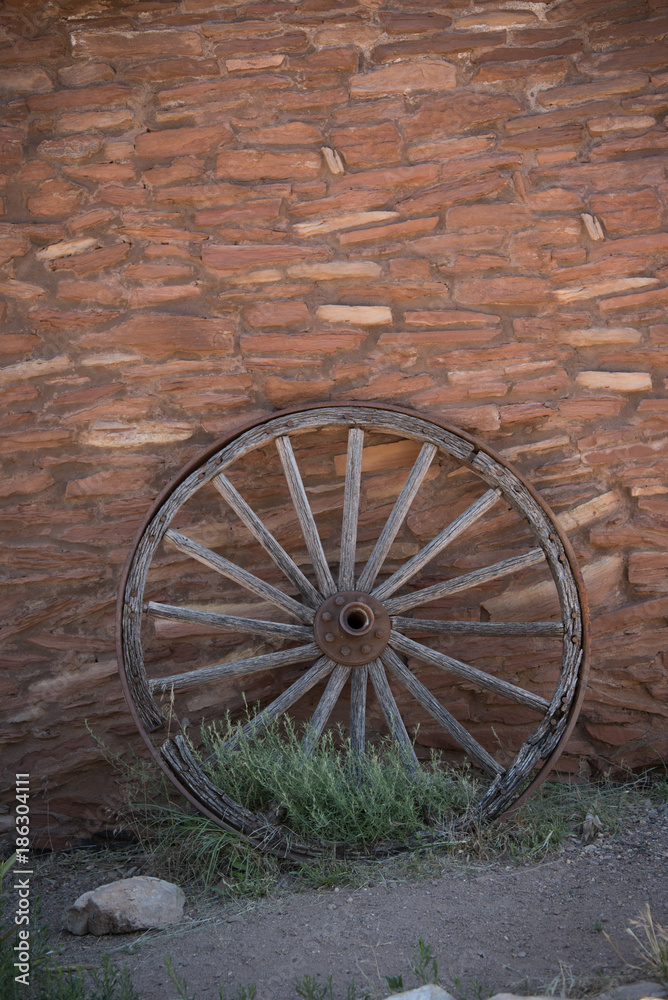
top-left (389, 631), bottom-right (549, 713)
top-left (392, 618), bottom-right (564, 637)
top-left (367, 659), bottom-right (418, 770)
top-left (149, 642), bottom-right (320, 694)
top-left (350, 666), bottom-right (368, 757)
top-left (276, 435), bottom-right (337, 597)
top-left (301, 665), bottom-right (351, 755)
top-left (373, 488), bottom-right (501, 601)
top-left (338, 427), bottom-right (364, 591)
top-left (213, 472), bottom-right (322, 608)
top-left (233, 655), bottom-right (336, 743)
top-left (165, 528), bottom-right (313, 624)
top-left (382, 647), bottom-right (503, 777)
top-left (357, 443), bottom-right (437, 593)
top-left (385, 548), bottom-right (545, 615)
top-left (147, 601), bottom-right (313, 641)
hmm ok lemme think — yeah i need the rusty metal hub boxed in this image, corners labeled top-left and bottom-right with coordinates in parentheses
top-left (313, 590), bottom-right (390, 665)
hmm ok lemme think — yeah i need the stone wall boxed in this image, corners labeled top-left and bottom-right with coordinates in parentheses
top-left (1, 0), bottom-right (668, 847)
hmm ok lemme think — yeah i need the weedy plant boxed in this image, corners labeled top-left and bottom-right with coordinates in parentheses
top-left (200, 715), bottom-right (476, 848)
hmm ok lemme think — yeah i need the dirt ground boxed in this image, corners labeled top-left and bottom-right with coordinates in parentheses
top-left (34, 804), bottom-right (668, 1000)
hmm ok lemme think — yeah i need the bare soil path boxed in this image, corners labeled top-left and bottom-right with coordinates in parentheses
top-left (35, 807), bottom-right (668, 1000)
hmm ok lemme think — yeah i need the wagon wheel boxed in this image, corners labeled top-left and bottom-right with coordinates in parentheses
top-left (117, 403), bottom-right (589, 859)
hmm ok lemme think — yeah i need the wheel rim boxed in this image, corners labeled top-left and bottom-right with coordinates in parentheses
top-left (117, 403), bottom-right (589, 858)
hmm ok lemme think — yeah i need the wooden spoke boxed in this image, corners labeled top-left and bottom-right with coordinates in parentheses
top-left (302, 665), bottom-right (351, 755)
top-left (391, 618), bottom-right (564, 638)
top-left (367, 659), bottom-right (418, 770)
top-left (382, 648), bottom-right (503, 778)
top-left (233, 656), bottom-right (336, 743)
top-left (150, 642), bottom-right (320, 694)
top-left (373, 488), bottom-right (501, 601)
top-left (276, 435), bottom-right (337, 597)
top-left (357, 442), bottom-right (437, 593)
top-left (350, 666), bottom-right (368, 757)
top-left (147, 601), bottom-right (313, 641)
top-left (164, 528), bottom-right (313, 624)
top-left (385, 548), bottom-right (545, 615)
top-left (213, 473), bottom-right (323, 608)
top-left (390, 631), bottom-right (549, 713)
top-left (338, 427), bottom-right (364, 591)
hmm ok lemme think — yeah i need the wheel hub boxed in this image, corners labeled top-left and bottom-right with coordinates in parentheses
top-left (313, 591), bottom-right (390, 665)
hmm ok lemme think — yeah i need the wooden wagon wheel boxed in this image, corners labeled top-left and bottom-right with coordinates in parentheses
top-left (117, 403), bottom-right (589, 860)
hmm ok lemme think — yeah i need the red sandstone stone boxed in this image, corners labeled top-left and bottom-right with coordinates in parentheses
top-left (404, 93), bottom-right (522, 140)
top-left (396, 172), bottom-right (508, 215)
top-left (27, 179), bottom-right (83, 218)
top-left (244, 301), bottom-right (310, 328)
top-left (405, 309), bottom-right (500, 327)
top-left (155, 184), bottom-right (254, 208)
top-left (446, 203), bottom-right (532, 230)
top-left (0, 67), bottom-right (53, 94)
top-left (71, 30), bottom-right (203, 59)
top-left (37, 135), bottom-right (104, 162)
top-left (81, 315), bottom-right (234, 358)
top-left (474, 40), bottom-right (584, 65)
top-left (195, 199), bottom-right (282, 227)
top-left (472, 57), bottom-right (569, 88)
top-left (58, 63), bottom-right (115, 88)
top-left (339, 216), bottom-right (439, 247)
top-left (589, 130), bottom-right (668, 163)
top-left (240, 121), bottom-right (324, 145)
top-left (263, 376), bottom-right (335, 408)
top-left (0, 235), bottom-right (29, 265)
top-left (379, 12), bottom-right (453, 34)
top-left (202, 244), bottom-right (328, 273)
top-left (64, 163), bottom-right (135, 183)
top-left (27, 84), bottom-right (131, 114)
top-left (590, 189), bottom-right (663, 236)
top-left (142, 157), bottom-right (204, 187)
top-left (330, 123), bottom-right (403, 169)
top-left (57, 110), bottom-right (133, 133)
top-left (211, 31), bottom-right (309, 58)
top-left (578, 41), bottom-right (668, 76)
top-left (241, 331), bottom-right (365, 355)
top-left (371, 32), bottom-right (506, 64)
top-left (125, 58), bottom-right (220, 84)
top-left (216, 149), bottom-right (321, 181)
top-left (49, 244), bottom-right (130, 275)
top-left (538, 73), bottom-right (649, 107)
top-left (136, 124), bottom-right (233, 160)
top-left (350, 60), bottom-right (456, 99)
top-left (0, 36), bottom-right (64, 66)
top-left (454, 277), bottom-right (553, 308)
top-left (531, 158), bottom-right (668, 191)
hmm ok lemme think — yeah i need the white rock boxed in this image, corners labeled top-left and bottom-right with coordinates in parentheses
top-left (63, 876), bottom-right (185, 936)
top-left (390, 987), bottom-right (456, 1000)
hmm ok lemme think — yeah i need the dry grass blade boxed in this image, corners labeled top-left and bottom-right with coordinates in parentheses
top-left (626, 903), bottom-right (668, 981)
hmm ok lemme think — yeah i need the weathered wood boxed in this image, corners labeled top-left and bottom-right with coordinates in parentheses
top-left (382, 647), bottom-right (503, 778)
top-left (147, 601), bottom-right (313, 641)
top-left (119, 403), bottom-right (587, 838)
top-left (391, 617), bottom-right (564, 637)
top-left (390, 631), bottom-right (549, 713)
top-left (367, 659), bottom-right (419, 770)
top-left (385, 548), bottom-right (545, 615)
top-left (357, 442), bottom-right (437, 592)
top-left (276, 435), bottom-right (337, 597)
top-left (164, 528), bottom-right (314, 624)
top-left (338, 427), bottom-right (364, 591)
top-left (235, 655), bottom-right (336, 741)
top-left (213, 472), bottom-right (322, 608)
top-left (350, 665), bottom-right (367, 757)
top-left (373, 488), bottom-right (502, 601)
top-left (150, 642), bottom-right (320, 694)
top-left (302, 664), bottom-right (350, 755)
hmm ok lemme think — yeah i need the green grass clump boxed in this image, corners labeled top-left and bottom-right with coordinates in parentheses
top-left (200, 716), bottom-right (477, 847)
